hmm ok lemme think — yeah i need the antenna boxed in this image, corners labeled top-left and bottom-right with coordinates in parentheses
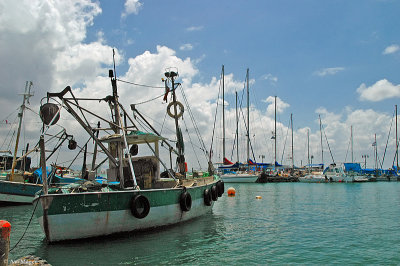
top-left (112, 49), bottom-right (117, 79)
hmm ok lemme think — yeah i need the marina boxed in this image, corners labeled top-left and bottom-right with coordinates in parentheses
top-left (2, 1), bottom-right (400, 265)
top-left (3, 182), bottom-right (400, 264)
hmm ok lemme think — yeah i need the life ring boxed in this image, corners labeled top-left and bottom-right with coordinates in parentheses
top-left (204, 188), bottom-right (212, 206)
top-left (216, 180), bottom-right (224, 197)
top-left (211, 185), bottom-right (218, 201)
top-left (167, 101), bottom-right (184, 119)
top-left (130, 194), bottom-right (150, 219)
top-left (55, 168), bottom-right (62, 175)
top-left (180, 191), bottom-right (192, 212)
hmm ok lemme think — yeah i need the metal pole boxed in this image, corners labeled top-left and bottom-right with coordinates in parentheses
top-left (10, 81), bottom-right (33, 181)
top-left (274, 96), bottom-right (277, 165)
top-left (319, 115), bottom-right (324, 166)
top-left (39, 135), bottom-right (48, 195)
top-left (236, 91), bottom-right (239, 163)
top-left (307, 129), bottom-right (310, 173)
top-left (247, 69), bottom-right (250, 170)
top-left (222, 65), bottom-right (225, 161)
top-left (396, 105), bottom-right (398, 170)
top-left (351, 125), bottom-right (354, 163)
top-left (291, 113), bottom-right (294, 169)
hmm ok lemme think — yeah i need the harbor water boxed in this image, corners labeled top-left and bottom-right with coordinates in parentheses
top-left (3, 182), bottom-right (400, 265)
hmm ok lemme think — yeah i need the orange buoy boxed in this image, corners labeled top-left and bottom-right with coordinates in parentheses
top-left (256, 196), bottom-right (262, 199)
top-left (227, 187), bottom-right (236, 197)
top-left (0, 220), bottom-right (11, 264)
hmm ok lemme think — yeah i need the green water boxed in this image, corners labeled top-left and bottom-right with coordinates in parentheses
top-left (3, 182), bottom-right (400, 265)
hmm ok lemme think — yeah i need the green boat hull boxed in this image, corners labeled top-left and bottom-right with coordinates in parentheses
top-left (34, 180), bottom-right (220, 242)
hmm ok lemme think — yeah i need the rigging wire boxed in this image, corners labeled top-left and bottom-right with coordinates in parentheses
top-left (116, 78), bottom-right (165, 89)
top-left (209, 68), bottom-right (223, 161)
top-left (130, 93), bottom-right (165, 106)
top-left (280, 116), bottom-right (291, 164)
top-left (381, 110), bottom-right (395, 168)
top-left (178, 84), bottom-right (209, 161)
top-left (182, 116), bottom-right (202, 169)
top-left (321, 122), bottom-right (335, 164)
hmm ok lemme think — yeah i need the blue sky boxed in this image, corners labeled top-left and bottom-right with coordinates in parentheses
top-left (1, 0), bottom-right (400, 169)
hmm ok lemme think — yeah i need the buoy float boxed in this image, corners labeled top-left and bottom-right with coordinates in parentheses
top-left (0, 220), bottom-right (11, 265)
top-left (256, 196), bottom-right (262, 199)
top-left (227, 187), bottom-right (236, 197)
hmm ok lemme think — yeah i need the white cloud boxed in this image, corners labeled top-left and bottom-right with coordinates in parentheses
top-left (261, 73), bottom-right (278, 83)
top-left (122, 0), bottom-right (143, 18)
top-left (383, 44), bottom-right (399, 55)
top-left (314, 67), bottom-right (345, 77)
top-left (186, 26), bottom-right (204, 32)
top-left (263, 96), bottom-right (290, 116)
top-left (179, 43), bottom-right (193, 51)
top-left (357, 79), bottom-right (400, 102)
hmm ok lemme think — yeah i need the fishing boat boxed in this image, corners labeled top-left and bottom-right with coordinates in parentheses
top-left (0, 82), bottom-right (43, 204)
top-left (0, 82), bottom-right (86, 204)
top-left (33, 68), bottom-right (223, 242)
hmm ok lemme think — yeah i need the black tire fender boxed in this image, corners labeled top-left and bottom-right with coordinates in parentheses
top-left (130, 194), bottom-right (150, 219)
top-left (216, 180), bottom-right (224, 197)
top-left (180, 191), bottom-right (192, 212)
top-left (204, 188), bottom-right (212, 206)
top-left (211, 185), bottom-right (218, 201)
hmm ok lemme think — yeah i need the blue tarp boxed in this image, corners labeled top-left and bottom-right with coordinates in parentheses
top-left (33, 167), bottom-right (52, 183)
top-left (344, 163), bottom-right (363, 172)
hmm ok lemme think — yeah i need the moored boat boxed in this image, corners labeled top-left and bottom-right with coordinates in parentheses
top-left (34, 68), bottom-right (224, 242)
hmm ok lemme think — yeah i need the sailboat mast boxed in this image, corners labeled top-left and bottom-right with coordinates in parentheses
top-left (351, 125), bottom-right (354, 163)
top-left (236, 91), bottom-right (239, 163)
top-left (396, 105), bottom-right (398, 170)
top-left (246, 68), bottom-right (250, 170)
top-left (291, 113), bottom-right (294, 169)
top-left (319, 115), bottom-right (324, 166)
top-left (10, 81), bottom-right (33, 181)
top-left (274, 96), bottom-right (277, 165)
top-left (374, 133), bottom-right (378, 170)
top-left (307, 129), bottom-right (310, 172)
top-left (222, 65), bottom-right (225, 162)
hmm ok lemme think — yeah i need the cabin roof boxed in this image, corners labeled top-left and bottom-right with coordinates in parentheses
top-left (100, 130), bottom-right (165, 144)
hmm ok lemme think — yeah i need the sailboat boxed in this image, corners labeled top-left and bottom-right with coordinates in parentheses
top-left (33, 67), bottom-right (223, 242)
top-left (218, 67), bottom-right (258, 183)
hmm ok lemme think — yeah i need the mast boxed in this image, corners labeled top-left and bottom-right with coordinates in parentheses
top-left (374, 133), bottom-right (378, 171)
top-left (396, 105), bottom-right (398, 171)
top-left (319, 115), bottom-right (324, 167)
top-left (222, 65), bottom-right (226, 162)
top-left (274, 96), bottom-right (277, 165)
top-left (351, 125), bottom-right (354, 163)
top-left (10, 81), bottom-right (33, 181)
top-left (165, 70), bottom-right (186, 175)
top-left (236, 91), bottom-right (239, 163)
top-left (246, 68), bottom-right (250, 170)
top-left (291, 113), bottom-right (294, 170)
top-left (109, 68), bottom-right (137, 188)
top-left (307, 129), bottom-right (310, 173)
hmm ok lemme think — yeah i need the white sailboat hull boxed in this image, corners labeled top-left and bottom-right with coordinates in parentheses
top-left (220, 173), bottom-right (258, 183)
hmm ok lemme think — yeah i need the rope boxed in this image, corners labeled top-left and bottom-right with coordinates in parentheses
top-left (116, 79), bottom-right (164, 89)
top-left (322, 123), bottom-right (335, 164)
top-left (9, 199), bottom-right (39, 253)
top-left (131, 93), bottom-right (165, 105)
top-left (182, 116), bottom-right (202, 169)
top-left (178, 85), bottom-right (209, 161)
top-left (382, 110), bottom-right (395, 168)
top-left (209, 68), bottom-right (222, 161)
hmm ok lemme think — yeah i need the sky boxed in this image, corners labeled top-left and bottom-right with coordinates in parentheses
top-left (1, 0), bottom-right (400, 170)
